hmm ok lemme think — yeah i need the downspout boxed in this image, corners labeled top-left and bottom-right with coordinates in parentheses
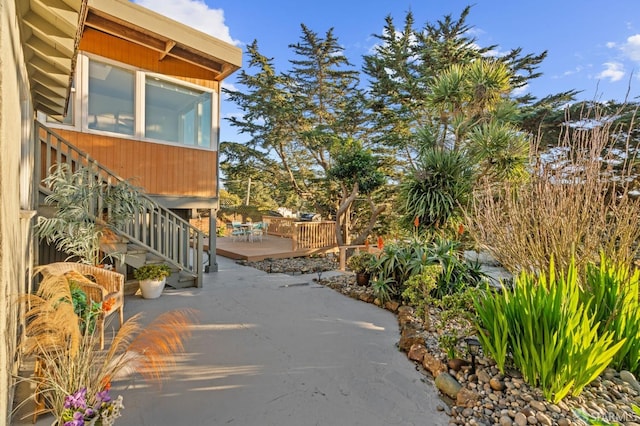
top-left (208, 85), bottom-right (221, 273)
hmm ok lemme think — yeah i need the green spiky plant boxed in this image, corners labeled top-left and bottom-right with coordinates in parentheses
top-left (474, 257), bottom-right (625, 403)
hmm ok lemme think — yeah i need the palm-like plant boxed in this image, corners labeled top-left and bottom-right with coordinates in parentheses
top-left (400, 148), bottom-right (473, 232)
top-left (36, 164), bottom-right (153, 265)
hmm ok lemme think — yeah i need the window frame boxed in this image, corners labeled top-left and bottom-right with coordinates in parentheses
top-left (41, 53), bottom-right (218, 152)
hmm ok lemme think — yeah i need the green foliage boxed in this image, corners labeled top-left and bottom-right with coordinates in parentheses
top-left (400, 148), bottom-right (473, 231)
top-left (401, 265), bottom-right (442, 320)
top-left (328, 142), bottom-right (385, 195)
top-left (583, 254), bottom-right (640, 374)
top-left (373, 237), bottom-right (484, 299)
top-left (474, 258), bottom-right (626, 403)
top-left (438, 332), bottom-right (460, 360)
top-left (428, 238), bottom-right (485, 298)
top-left (69, 285), bottom-right (102, 334)
top-left (133, 264), bottom-right (172, 281)
top-left (371, 276), bottom-right (394, 304)
top-left (36, 164), bottom-right (152, 265)
top-left (346, 252), bottom-right (377, 274)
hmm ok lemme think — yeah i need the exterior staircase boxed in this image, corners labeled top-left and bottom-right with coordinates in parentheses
top-left (34, 121), bottom-right (206, 288)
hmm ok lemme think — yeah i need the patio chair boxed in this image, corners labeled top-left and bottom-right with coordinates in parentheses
top-left (249, 222), bottom-right (265, 242)
top-left (231, 221), bottom-right (247, 242)
top-left (36, 262), bottom-right (125, 350)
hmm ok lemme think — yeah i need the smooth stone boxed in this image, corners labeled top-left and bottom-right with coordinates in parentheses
top-left (477, 369), bottom-right (491, 383)
top-left (490, 378), bottom-right (506, 391)
top-left (435, 372), bottom-right (462, 399)
top-left (620, 370), bottom-right (640, 393)
top-left (499, 415), bottom-right (513, 426)
top-left (529, 400), bottom-right (546, 412)
top-left (536, 412), bottom-right (552, 426)
top-left (557, 419), bottom-right (571, 426)
top-left (527, 415), bottom-right (538, 424)
top-left (514, 412), bottom-right (528, 426)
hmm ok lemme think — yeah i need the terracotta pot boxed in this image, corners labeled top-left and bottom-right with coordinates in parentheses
top-left (355, 272), bottom-right (370, 286)
top-left (138, 278), bottom-right (166, 299)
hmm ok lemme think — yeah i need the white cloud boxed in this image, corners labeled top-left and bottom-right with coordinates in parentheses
top-left (563, 65), bottom-right (584, 77)
top-left (512, 83), bottom-right (528, 96)
top-left (621, 34), bottom-right (640, 61)
top-left (606, 41), bottom-right (617, 49)
top-left (596, 62), bottom-right (625, 82)
top-left (132, 0), bottom-right (240, 46)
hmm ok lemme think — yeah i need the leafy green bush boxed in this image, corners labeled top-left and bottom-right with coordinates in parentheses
top-left (346, 252), bottom-right (377, 274)
top-left (133, 264), bottom-right (172, 281)
top-left (401, 265), bottom-right (442, 321)
top-left (474, 258), bottom-right (625, 403)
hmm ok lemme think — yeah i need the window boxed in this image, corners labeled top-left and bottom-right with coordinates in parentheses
top-left (145, 78), bottom-right (212, 147)
top-left (87, 59), bottom-right (134, 136)
top-left (42, 54), bottom-right (217, 150)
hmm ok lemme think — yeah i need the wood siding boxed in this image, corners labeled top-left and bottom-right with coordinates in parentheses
top-left (80, 28), bottom-right (219, 89)
top-left (54, 129), bottom-right (217, 198)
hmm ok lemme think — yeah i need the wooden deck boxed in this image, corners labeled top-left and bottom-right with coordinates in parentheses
top-left (215, 235), bottom-right (338, 262)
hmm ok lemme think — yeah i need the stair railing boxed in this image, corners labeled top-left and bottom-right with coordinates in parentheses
top-left (34, 120), bottom-right (204, 287)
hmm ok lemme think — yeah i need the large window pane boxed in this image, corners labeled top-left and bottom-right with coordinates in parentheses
top-left (87, 60), bottom-right (134, 135)
top-left (145, 77), bottom-right (212, 147)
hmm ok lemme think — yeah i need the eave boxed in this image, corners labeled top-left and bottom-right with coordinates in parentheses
top-left (85, 0), bottom-right (242, 81)
top-left (18, 0), bottom-right (87, 117)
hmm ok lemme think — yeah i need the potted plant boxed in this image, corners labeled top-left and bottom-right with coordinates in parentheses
top-left (347, 252), bottom-right (376, 286)
top-left (133, 264), bottom-right (172, 299)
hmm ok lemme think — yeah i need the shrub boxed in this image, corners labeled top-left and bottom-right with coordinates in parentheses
top-left (474, 257), bottom-right (625, 403)
top-left (467, 110), bottom-right (640, 274)
top-left (346, 252), bottom-right (377, 274)
top-left (133, 264), bottom-right (172, 281)
top-left (373, 237), bottom-right (485, 299)
top-left (401, 265), bottom-right (442, 322)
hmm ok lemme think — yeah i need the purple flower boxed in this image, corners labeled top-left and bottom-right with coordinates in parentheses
top-left (83, 407), bottom-right (95, 418)
top-left (63, 388), bottom-right (87, 410)
top-left (63, 411), bottom-right (85, 426)
top-left (96, 389), bottom-right (111, 404)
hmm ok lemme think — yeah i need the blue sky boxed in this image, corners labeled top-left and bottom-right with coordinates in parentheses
top-left (134, 0), bottom-right (640, 143)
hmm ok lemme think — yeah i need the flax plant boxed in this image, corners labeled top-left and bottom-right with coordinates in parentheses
top-left (467, 108), bottom-right (640, 274)
top-left (18, 269), bottom-right (197, 423)
top-left (474, 257), bottom-right (625, 403)
top-left (584, 254), bottom-right (640, 374)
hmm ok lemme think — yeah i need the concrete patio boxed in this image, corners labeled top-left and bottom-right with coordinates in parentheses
top-left (15, 256), bottom-right (449, 426)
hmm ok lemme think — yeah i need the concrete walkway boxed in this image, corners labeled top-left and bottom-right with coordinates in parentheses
top-left (20, 256), bottom-right (449, 426)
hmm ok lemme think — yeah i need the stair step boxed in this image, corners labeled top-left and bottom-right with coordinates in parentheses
top-left (124, 280), bottom-right (140, 296)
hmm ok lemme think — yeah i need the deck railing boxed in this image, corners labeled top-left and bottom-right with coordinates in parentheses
top-left (34, 121), bottom-right (204, 287)
top-left (262, 216), bottom-right (296, 237)
top-left (292, 221), bottom-right (337, 251)
top-left (261, 216), bottom-right (337, 252)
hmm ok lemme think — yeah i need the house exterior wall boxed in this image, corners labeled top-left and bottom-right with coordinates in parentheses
top-left (53, 129), bottom-right (218, 199)
top-left (0, 0), bottom-right (35, 422)
top-left (50, 28), bottom-right (220, 203)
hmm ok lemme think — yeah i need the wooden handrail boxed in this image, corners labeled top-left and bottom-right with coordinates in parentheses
top-left (34, 120), bottom-right (204, 287)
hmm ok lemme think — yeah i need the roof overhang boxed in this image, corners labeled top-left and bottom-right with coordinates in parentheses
top-left (18, 0), bottom-right (88, 120)
top-left (85, 0), bottom-right (242, 81)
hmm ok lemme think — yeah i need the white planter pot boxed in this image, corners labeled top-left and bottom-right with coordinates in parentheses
top-left (138, 278), bottom-right (166, 299)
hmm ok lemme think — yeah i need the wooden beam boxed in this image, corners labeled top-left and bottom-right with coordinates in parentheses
top-left (24, 36), bottom-right (73, 69)
top-left (22, 11), bottom-right (75, 56)
top-left (160, 40), bottom-right (176, 60)
top-left (28, 57), bottom-right (69, 86)
top-left (85, 12), bottom-right (166, 51)
top-left (32, 0), bottom-right (79, 35)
